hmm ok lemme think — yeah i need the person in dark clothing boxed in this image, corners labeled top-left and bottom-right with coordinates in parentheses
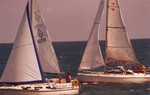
top-left (66, 73), bottom-right (72, 83)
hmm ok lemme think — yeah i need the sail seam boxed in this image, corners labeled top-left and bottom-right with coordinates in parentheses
top-left (109, 6), bottom-right (119, 8)
top-left (107, 46), bottom-right (131, 48)
top-left (13, 43), bottom-right (33, 49)
top-left (33, 10), bottom-right (40, 13)
top-left (107, 26), bottom-right (125, 29)
top-left (94, 23), bottom-right (100, 24)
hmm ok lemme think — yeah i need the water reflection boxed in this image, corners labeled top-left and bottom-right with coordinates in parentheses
top-left (79, 83), bottom-right (150, 95)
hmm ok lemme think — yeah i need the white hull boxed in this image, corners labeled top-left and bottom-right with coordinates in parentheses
top-left (0, 83), bottom-right (79, 95)
top-left (77, 72), bottom-right (150, 84)
top-left (0, 89), bottom-right (79, 95)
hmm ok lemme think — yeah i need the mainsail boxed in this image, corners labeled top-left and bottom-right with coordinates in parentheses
top-left (79, 0), bottom-right (105, 70)
top-left (105, 0), bottom-right (138, 64)
top-left (0, 1), bottom-right (45, 83)
top-left (31, 0), bottom-right (60, 73)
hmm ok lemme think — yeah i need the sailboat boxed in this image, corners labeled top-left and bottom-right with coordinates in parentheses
top-left (0, 0), bottom-right (79, 95)
top-left (77, 0), bottom-right (150, 84)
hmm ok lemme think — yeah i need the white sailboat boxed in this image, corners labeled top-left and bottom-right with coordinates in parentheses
top-left (77, 0), bottom-right (150, 84)
top-left (0, 0), bottom-right (79, 95)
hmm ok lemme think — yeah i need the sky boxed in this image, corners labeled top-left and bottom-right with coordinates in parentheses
top-left (0, 0), bottom-right (150, 43)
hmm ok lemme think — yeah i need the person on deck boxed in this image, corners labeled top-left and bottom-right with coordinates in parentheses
top-left (118, 66), bottom-right (126, 75)
top-left (66, 73), bottom-right (72, 83)
top-left (134, 66), bottom-right (140, 73)
top-left (140, 64), bottom-right (146, 74)
top-left (57, 75), bottom-right (62, 83)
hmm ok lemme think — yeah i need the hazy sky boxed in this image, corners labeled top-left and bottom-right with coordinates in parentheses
top-left (0, 0), bottom-right (150, 43)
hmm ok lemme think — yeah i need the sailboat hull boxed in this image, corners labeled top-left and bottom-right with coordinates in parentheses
top-left (0, 83), bottom-right (79, 95)
top-left (77, 72), bottom-right (150, 84)
top-left (0, 89), bottom-right (79, 95)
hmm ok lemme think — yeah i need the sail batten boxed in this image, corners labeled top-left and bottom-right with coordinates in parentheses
top-left (79, 0), bottom-right (105, 70)
top-left (107, 46), bottom-right (132, 48)
top-left (105, 0), bottom-right (138, 65)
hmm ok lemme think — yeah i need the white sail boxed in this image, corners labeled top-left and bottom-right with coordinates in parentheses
top-left (79, 0), bottom-right (105, 70)
top-left (0, 8), bottom-right (44, 83)
top-left (31, 0), bottom-right (60, 73)
top-left (105, 0), bottom-right (138, 64)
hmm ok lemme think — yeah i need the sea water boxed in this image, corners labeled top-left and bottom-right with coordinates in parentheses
top-left (0, 39), bottom-right (150, 95)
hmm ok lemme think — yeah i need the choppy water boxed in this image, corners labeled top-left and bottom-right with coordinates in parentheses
top-left (0, 39), bottom-right (150, 95)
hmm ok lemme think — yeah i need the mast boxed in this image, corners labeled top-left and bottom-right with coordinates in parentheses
top-left (105, 0), bottom-right (138, 65)
top-left (105, 0), bottom-right (109, 65)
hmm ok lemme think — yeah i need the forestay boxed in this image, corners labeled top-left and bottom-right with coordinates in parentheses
top-left (79, 0), bottom-right (105, 70)
top-left (105, 0), bottom-right (138, 64)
